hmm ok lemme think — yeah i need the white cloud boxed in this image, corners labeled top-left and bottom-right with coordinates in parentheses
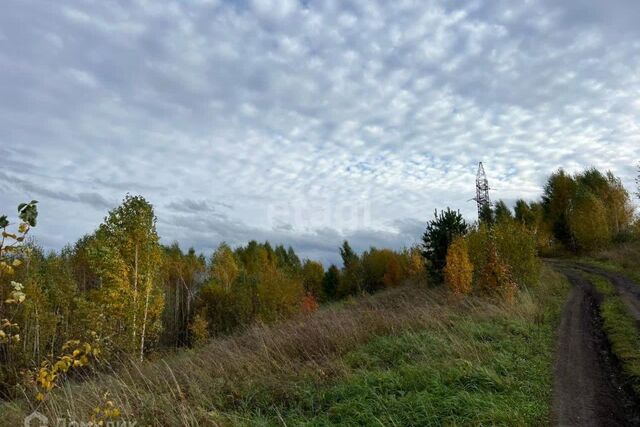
top-left (0, 0), bottom-right (639, 264)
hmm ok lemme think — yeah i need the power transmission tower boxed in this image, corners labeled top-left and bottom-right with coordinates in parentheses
top-left (474, 162), bottom-right (491, 221)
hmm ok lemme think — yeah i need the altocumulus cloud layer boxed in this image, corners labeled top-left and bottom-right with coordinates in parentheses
top-left (1, 0), bottom-right (639, 264)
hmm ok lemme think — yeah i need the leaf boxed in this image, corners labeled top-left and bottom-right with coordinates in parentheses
top-left (18, 202), bottom-right (38, 227)
top-left (0, 215), bottom-right (8, 228)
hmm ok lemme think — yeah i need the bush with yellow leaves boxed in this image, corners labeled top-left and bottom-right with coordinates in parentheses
top-left (189, 312), bottom-right (209, 347)
top-left (34, 339), bottom-right (100, 401)
top-left (90, 392), bottom-right (123, 426)
top-left (1, 201), bottom-right (38, 396)
top-left (443, 236), bottom-right (473, 296)
top-left (0, 281), bottom-right (26, 345)
top-left (477, 244), bottom-right (517, 303)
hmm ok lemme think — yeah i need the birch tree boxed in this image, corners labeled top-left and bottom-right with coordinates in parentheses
top-left (91, 195), bottom-right (163, 360)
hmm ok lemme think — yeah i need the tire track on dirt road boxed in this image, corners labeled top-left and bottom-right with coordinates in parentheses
top-left (551, 267), bottom-right (640, 426)
top-left (572, 263), bottom-right (640, 326)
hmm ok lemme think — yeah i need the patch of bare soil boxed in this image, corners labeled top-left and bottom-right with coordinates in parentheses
top-left (551, 268), bottom-right (640, 426)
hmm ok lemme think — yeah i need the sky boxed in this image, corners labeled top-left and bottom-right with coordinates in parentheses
top-left (1, 0), bottom-right (639, 265)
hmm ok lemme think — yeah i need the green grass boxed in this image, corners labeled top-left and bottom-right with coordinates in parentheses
top-left (256, 320), bottom-right (555, 426)
top-left (581, 241), bottom-right (640, 284)
top-left (1, 268), bottom-right (569, 426)
top-left (601, 297), bottom-right (640, 394)
top-left (579, 272), bottom-right (616, 297)
top-left (579, 271), bottom-right (640, 396)
top-left (212, 270), bottom-right (569, 426)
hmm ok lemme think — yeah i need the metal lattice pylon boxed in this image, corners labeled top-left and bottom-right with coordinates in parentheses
top-left (474, 162), bottom-right (491, 220)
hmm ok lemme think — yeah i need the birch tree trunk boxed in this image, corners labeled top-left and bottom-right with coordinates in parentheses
top-left (132, 244), bottom-right (138, 351)
top-left (139, 277), bottom-right (151, 362)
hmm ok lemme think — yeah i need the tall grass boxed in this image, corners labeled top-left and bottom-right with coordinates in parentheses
top-left (1, 267), bottom-right (568, 426)
top-left (587, 241), bottom-right (640, 282)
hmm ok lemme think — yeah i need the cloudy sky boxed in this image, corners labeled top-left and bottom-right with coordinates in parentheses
top-left (1, 0), bottom-right (639, 264)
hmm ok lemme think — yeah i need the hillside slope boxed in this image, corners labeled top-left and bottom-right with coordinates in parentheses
top-left (2, 267), bottom-right (568, 426)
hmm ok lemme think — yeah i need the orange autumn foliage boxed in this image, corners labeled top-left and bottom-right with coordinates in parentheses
top-left (301, 293), bottom-right (319, 314)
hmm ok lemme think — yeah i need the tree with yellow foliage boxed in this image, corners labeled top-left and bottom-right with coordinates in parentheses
top-left (209, 243), bottom-right (239, 292)
top-left (568, 187), bottom-right (611, 252)
top-left (443, 236), bottom-right (473, 296)
top-left (90, 195), bottom-right (164, 361)
top-left (404, 247), bottom-right (426, 282)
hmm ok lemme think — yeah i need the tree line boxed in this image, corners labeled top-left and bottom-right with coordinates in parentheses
top-left (1, 165), bottom-right (638, 401)
top-left (422, 166), bottom-right (638, 299)
top-left (0, 196), bottom-right (425, 399)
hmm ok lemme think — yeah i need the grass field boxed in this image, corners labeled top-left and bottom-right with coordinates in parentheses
top-left (1, 267), bottom-right (568, 426)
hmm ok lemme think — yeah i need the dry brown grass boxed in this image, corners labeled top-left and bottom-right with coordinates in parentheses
top-left (1, 278), bottom-right (546, 426)
top-left (592, 241), bottom-right (640, 271)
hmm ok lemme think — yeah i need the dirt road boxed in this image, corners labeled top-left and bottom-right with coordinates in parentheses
top-left (551, 266), bottom-right (640, 426)
top-left (572, 263), bottom-right (640, 326)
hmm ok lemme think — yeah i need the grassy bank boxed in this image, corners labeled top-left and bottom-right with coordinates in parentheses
top-left (582, 241), bottom-right (640, 283)
top-left (1, 267), bottom-right (568, 426)
top-left (580, 271), bottom-right (640, 395)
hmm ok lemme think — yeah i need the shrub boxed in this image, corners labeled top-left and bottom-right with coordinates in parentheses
top-left (300, 293), bottom-right (319, 314)
top-left (443, 236), bottom-right (473, 296)
top-left (197, 283), bottom-right (252, 335)
top-left (189, 312), bottom-right (209, 347)
top-left (493, 220), bottom-right (541, 288)
top-left (478, 245), bottom-right (517, 303)
top-left (404, 246), bottom-right (426, 283)
top-left (466, 223), bottom-right (491, 287)
top-left (468, 221), bottom-right (540, 289)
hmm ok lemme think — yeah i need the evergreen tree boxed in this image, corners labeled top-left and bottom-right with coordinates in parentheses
top-left (322, 265), bottom-right (340, 300)
top-left (339, 240), bottom-right (358, 269)
top-left (478, 203), bottom-right (494, 227)
top-left (494, 200), bottom-right (513, 224)
top-left (286, 246), bottom-right (301, 271)
top-left (421, 208), bottom-right (468, 281)
top-left (514, 199), bottom-right (534, 227)
top-left (339, 240), bottom-right (362, 295)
